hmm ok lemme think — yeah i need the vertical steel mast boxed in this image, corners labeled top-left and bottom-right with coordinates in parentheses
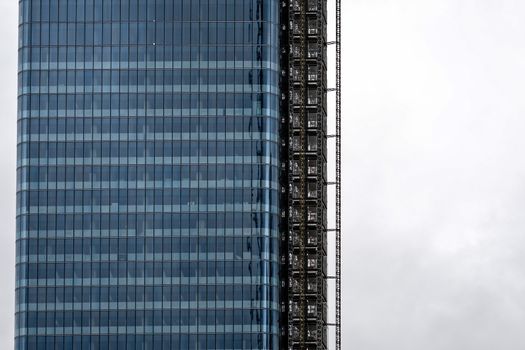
top-left (324, 0), bottom-right (342, 348)
top-left (335, 0), bottom-right (342, 348)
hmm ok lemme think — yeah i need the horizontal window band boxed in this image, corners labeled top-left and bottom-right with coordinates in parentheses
top-left (18, 181), bottom-right (281, 192)
top-left (19, 110), bottom-right (280, 119)
top-left (17, 253), bottom-right (281, 264)
top-left (22, 85), bottom-right (278, 95)
top-left (18, 205), bottom-right (280, 216)
top-left (16, 325), bottom-right (280, 338)
top-left (16, 276), bottom-right (280, 288)
top-left (16, 228), bottom-right (281, 240)
top-left (19, 61), bottom-right (280, 72)
top-left (20, 156), bottom-right (280, 167)
top-left (19, 301), bottom-right (280, 313)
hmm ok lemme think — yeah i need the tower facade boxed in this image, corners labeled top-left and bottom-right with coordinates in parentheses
top-left (16, 1), bottom-right (280, 348)
top-left (16, 1), bottom-right (328, 349)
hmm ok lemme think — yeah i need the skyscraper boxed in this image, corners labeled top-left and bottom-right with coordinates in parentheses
top-left (16, 1), bottom-right (333, 349)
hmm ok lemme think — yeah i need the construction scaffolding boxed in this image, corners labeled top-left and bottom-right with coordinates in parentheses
top-left (280, 0), bottom-right (340, 349)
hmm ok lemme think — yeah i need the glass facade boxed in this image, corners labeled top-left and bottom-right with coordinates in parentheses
top-left (16, 0), bottom-right (280, 349)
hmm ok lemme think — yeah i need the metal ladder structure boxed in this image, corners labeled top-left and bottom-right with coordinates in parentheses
top-left (335, 1), bottom-right (342, 348)
top-left (280, 0), bottom-right (341, 349)
top-left (280, 0), bottom-right (337, 349)
top-left (325, 1), bottom-right (342, 348)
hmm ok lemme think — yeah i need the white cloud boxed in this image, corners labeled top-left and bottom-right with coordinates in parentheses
top-left (343, 0), bottom-right (525, 349)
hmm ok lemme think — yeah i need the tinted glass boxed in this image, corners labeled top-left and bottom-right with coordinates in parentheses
top-left (16, 0), bottom-right (280, 349)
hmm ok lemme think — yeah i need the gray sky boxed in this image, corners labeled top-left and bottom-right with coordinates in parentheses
top-left (1, 0), bottom-right (525, 348)
top-left (341, 0), bottom-right (525, 349)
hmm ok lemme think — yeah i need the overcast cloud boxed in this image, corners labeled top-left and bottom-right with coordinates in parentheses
top-left (1, 0), bottom-right (525, 349)
top-left (342, 0), bottom-right (525, 349)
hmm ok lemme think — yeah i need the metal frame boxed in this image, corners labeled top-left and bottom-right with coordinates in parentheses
top-left (280, 0), bottom-right (341, 348)
top-left (326, 1), bottom-right (342, 348)
top-left (322, 0), bottom-right (342, 348)
top-left (335, 1), bottom-right (342, 348)
top-left (281, 0), bottom-right (328, 349)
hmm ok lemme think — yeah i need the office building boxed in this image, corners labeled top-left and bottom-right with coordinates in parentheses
top-left (16, 1), bottom-right (338, 349)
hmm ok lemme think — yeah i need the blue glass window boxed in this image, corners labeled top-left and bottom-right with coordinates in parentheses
top-left (16, 0), bottom-right (280, 349)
